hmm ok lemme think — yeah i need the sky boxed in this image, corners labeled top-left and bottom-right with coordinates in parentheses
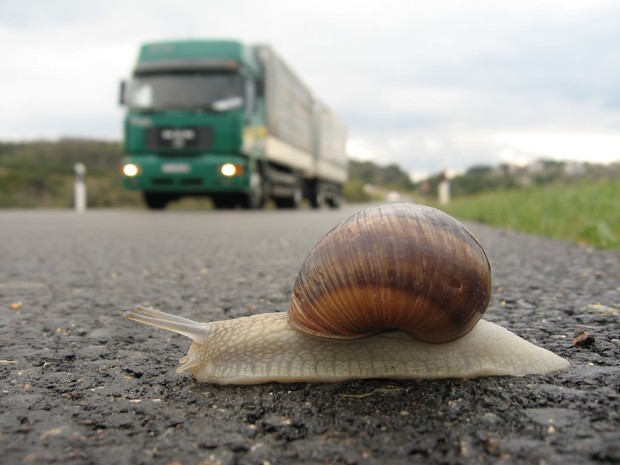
top-left (1, 0), bottom-right (619, 178)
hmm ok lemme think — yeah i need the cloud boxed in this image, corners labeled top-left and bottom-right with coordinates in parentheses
top-left (0, 0), bottom-right (619, 173)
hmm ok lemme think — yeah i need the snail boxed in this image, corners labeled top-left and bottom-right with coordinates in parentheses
top-left (123, 203), bottom-right (569, 384)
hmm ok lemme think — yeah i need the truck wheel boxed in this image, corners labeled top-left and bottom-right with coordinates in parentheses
top-left (310, 183), bottom-right (325, 209)
top-left (143, 192), bottom-right (170, 210)
top-left (212, 195), bottom-right (237, 209)
top-left (241, 172), bottom-right (265, 210)
top-left (291, 183), bottom-right (303, 208)
top-left (327, 188), bottom-right (342, 209)
top-left (275, 181), bottom-right (302, 209)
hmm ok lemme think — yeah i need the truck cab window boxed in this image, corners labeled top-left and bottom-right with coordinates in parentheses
top-left (130, 83), bottom-right (154, 108)
top-left (127, 73), bottom-right (243, 112)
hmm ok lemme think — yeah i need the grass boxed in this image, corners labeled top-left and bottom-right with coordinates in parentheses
top-left (436, 180), bottom-right (619, 250)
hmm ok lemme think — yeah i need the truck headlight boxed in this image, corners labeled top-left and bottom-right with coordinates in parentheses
top-left (221, 163), bottom-right (243, 176)
top-left (122, 164), bottom-right (139, 177)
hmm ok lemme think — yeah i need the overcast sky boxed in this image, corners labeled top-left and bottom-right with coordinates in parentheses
top-left (1, 0), bottom-right (619, 177)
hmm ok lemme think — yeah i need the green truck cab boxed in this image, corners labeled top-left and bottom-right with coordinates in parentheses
top-left (119, 40), bottom-right (348, 210)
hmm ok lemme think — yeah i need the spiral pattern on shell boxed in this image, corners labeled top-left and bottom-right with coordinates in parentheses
top-left (287, 203), bottom-right (492, 343)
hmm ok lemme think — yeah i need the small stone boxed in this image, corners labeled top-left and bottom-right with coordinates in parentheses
top-left (572, 329), bottom-right (595, 347)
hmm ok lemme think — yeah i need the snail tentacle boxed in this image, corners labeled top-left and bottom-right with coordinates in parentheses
top-left (123, 306), bottom-right (211, 343)
top-left (177, 355), bottom-right (201, 374)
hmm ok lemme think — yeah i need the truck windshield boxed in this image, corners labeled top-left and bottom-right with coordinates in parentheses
top-left (126, 73), bottom-right (243, 111)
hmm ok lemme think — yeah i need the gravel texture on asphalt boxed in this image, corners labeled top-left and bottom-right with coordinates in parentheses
top-left (0, 206), bottom-right (618, 465)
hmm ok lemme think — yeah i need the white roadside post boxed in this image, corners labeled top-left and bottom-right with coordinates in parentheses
top-left (438, 171), bottom-right (450, 205)
top-left (74, 163), bottom-right (87, 213)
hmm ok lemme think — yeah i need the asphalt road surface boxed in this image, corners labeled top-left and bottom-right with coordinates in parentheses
top-left (0, 206), bottom-right (618, 465)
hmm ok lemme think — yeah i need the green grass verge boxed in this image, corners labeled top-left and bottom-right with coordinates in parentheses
top-left (437, 180), bottom-right (619, 250)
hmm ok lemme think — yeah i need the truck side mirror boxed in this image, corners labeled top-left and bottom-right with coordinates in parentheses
top-left (119, 80), bottom-right (126, 106)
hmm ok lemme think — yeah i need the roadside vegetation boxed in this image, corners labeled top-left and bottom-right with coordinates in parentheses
top-left (417, 160), bottom-right (620, 250)
top-left (1, 139), bottom-right (618, 249)
top-left (438, 181), bottom-right (619, 250)
top-left (0, 139), bottom-right (142, 208)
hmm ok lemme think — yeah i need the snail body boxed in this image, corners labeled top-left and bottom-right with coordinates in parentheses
top-left (125, 307), bottom-right (568, 384)
top-left (123, 204), bottom-right (569, 384)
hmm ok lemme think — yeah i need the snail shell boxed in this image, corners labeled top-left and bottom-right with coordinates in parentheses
top-left (288, 204), bottom-right (491, 343)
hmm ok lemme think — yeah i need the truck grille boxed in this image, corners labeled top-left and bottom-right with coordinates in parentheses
top-left (146, 127), bottom-right (213, 150)
top-left (151, 178), bottom-right (203, 186)
top-left (152, 178), bottom-right (174, 186)
top-left (180, 178), bottom-right (203, 186)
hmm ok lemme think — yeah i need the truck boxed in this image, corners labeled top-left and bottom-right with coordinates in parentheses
top-left (118, 39), bottom-right (348, 210)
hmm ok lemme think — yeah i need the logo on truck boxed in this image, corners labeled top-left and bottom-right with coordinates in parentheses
top-left (160, 128), bottom-right (196, 148)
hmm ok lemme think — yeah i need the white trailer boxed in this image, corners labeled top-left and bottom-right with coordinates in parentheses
top-left (256, 46), bottom-right (348, 208)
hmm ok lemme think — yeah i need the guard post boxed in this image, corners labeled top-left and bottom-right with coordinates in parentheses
top-left (438, 171), bottom-right (450, 205)
top-left (74, 163), bottom-right (87, 213)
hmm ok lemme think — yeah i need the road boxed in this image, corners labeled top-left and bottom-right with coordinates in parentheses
top-left (0, 206), bottom-right (618, 465)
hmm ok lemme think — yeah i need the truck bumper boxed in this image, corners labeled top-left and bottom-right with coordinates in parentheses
top-left (121, 154), bottom-right (251, 193)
